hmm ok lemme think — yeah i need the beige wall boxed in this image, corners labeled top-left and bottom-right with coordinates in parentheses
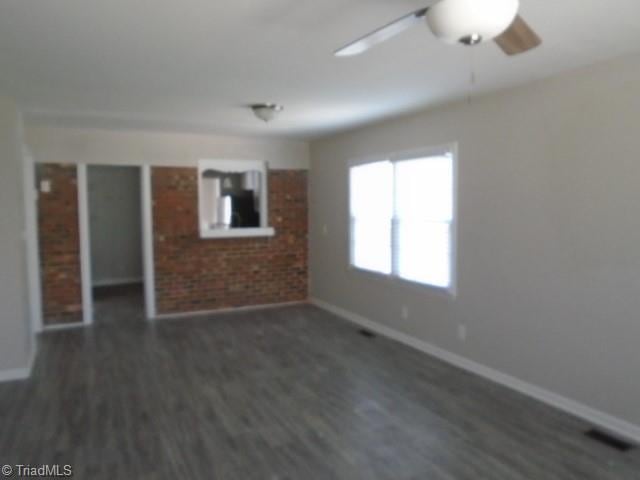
top-left (0, 96), bottom-right (33, 374)
top-left (309, 53), bottom-right (640, 429)
top-left (25, 125), bottom-right (309, 170)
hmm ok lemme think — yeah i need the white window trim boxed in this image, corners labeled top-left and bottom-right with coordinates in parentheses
top-left (348, 143), bottom-right (458, 297)
top-left (198, 159), bottom-right (275, 239)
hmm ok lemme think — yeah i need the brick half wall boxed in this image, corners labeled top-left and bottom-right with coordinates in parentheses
top-left (152, 168), bottom-right (308, 314)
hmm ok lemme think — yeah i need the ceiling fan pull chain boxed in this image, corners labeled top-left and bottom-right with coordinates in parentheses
top-left (467, 47), bottom-right (477, 105)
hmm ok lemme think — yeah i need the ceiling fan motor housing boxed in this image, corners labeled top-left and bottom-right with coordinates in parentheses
top-left (426, 0), bottom-right (519, 45)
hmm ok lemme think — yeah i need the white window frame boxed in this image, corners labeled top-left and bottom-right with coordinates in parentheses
top-left (348, 143), bottom-right (458, 296)
top-left (198, 159), bottom-right (275, 239)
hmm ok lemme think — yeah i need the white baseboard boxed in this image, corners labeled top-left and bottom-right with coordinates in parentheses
top-left (42, 321), bottom-right (86, 332)
top-left (0, 341), bottom-right (37, 383)
top-left (93, 277), bottom-right (143, 287)
top-left (0, 366), bottom-right (31, 382)
top-left (310, 297), bottom-right (640, 444)
top-left (154, 300), bottom-right (307, 321)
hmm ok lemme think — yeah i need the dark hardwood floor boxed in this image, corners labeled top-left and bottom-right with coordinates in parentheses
top-left (0, 303), bottom-right (638, 479)
top-left (93, 283), bottom-right (145, 325)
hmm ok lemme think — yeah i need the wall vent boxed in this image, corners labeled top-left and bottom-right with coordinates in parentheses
top-left (585, 429), bottom-right (635, 452)
top-left (358, 329), bottom-right (376, 338)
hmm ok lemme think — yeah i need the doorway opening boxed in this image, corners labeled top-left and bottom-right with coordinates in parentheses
top-left (88, 165), bottom-right (144, 325)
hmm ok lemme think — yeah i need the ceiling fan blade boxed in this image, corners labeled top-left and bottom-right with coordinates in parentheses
top-left (494, 15), bottom-right (541, 56)
top-left (334, 7), bottom-right (429, 57)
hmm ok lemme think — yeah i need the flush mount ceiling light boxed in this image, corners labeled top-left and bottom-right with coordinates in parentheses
top-left (426, 0), bottom-right (519, 45)
top-left (251, 103), bottom-right (284, 123)
top-left (335, 0), bottom-right (540, 57)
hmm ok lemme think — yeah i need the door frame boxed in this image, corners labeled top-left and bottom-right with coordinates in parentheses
top-left (77, 164), bottom-right (94, 325)
top-left (141, 165), bottom-right (156, 319)
top-left (78, 164), bottom-right (156, 324)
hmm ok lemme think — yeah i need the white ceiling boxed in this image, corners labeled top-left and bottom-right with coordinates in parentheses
top-left (1, 0), bottom-right (639, 139)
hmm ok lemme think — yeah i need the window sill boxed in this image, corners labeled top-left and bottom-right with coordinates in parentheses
top-left (200, 227), bottom-right (275, 239)
top-left (347, 265), bottom-right (457, 299)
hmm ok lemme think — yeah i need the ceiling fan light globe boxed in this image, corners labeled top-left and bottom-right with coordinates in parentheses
top-left (254, 107), bottom-right (275, 122)
top-left (426, 0), bottom-right (519, 45)
top-left (251, 104), bottom-right (283, 123)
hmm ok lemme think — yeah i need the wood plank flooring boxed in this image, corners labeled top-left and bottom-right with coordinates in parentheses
top-left (0, 301), bottom-right (638, 479)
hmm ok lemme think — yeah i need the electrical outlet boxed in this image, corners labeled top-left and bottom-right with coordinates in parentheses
top-left (322, 224), bottom-right (328, 236)
top-left (457, 324), bottom-right (467, 342)
top-left (401, 305), bottom-right (409, 320)
top-left (40, 180), bottom-right (51, 193)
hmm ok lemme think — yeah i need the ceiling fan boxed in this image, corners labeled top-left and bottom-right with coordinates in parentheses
top-left (335, 0), bottom-right (541, 57)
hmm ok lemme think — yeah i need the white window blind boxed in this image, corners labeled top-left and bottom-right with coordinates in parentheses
top-left (349, 150), bottom-right (454, 290)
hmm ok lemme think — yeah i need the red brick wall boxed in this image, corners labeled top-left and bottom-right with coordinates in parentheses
top-left (37, 164), bottom-right (83, 325)
top-left (152, 168), bottom-right (308, 314)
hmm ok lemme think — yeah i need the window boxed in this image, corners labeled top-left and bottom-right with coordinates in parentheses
top-left (198, 159), bottom-right (275, 238)
top-left (349, 147), bottom-right (455, 291)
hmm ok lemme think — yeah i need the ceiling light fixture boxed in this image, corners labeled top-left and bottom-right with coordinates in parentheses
top-left (251, 103), bottom-right (284, 123)
top-left (426, 0), bottom-right (519, 46)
